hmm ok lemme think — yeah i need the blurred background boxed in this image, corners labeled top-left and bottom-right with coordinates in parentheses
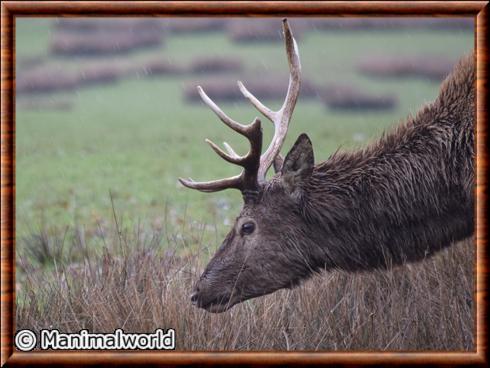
top-left (16, 17), bottom-right (474, 255)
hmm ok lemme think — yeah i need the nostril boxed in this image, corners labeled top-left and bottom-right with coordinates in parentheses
top-left (190, 292), bottom-right (198, 304)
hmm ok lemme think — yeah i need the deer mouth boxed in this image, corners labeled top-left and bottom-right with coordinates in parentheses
top-left (193, 294), bottom-right (239, 313)
top-left (203, 302), bottom-right (235, 313)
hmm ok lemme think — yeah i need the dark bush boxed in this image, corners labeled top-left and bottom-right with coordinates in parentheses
top-left (54, 18), bottom-right (164, 35)
top-left (16, 57), bottom-right (184, 95)
top-left (358, 56), bottom-right (457, 81)
top-left (17, 56), bottom-right (47, 71)
top-left (227, 19), bottom-right (304, 43)
top-left (17, 61), bottom-right (129, 94)
top-left (135, 59), bottom-right (186, 76)
top-left (309, 18), bottom-right (473, 31)
top-left (184, 77), bottom-right (318, 103)
top-left (50, 32), bottom-right (163, 57)
top-left (322, 84), bottom-right (397, 111)
top-left (190, 57), bottom-right (243, 74)
top-left (161, 19), bottom-right (227, 34)
top-left (17, 67), bottom-right (79, 94)
top-left (78, 63), bottom-right (124, 86)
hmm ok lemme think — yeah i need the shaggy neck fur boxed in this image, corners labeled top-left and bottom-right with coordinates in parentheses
top-left (302, 54), bottom-right (475, 272)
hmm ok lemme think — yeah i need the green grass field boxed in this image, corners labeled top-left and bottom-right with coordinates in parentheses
top-left (16, 18), bottom-right (473, 247)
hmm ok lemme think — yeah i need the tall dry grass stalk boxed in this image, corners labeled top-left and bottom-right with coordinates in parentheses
top-left (16, 218), bottom-right (474, 351)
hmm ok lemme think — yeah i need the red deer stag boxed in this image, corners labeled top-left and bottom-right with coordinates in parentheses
top-left (179, 19), bottom-right (475, 313)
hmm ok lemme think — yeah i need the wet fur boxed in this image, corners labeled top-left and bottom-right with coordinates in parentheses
top-left (272, 53), bottom-right (474, 274)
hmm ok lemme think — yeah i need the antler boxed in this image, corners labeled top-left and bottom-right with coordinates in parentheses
top-left (179, 19), bottom-right (301, 195)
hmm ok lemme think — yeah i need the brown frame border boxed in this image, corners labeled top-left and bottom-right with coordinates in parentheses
top-left (1, 1), bottom-right (488, 366)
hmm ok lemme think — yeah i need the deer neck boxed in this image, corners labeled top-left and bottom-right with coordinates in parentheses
top-left (303, 108), bottom-right (474, 273)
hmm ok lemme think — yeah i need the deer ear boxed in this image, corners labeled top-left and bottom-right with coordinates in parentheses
top-left (281, 134), bottom-right (314, 196)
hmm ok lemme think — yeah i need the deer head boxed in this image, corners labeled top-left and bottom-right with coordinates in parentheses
top-left (179, 19), bottom-right (315, 313)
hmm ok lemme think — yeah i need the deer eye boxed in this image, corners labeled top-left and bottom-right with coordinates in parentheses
top-left (241, 222), bottom-right (255, 235)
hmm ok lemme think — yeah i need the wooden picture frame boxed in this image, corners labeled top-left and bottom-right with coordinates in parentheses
top-left (1, 1), bottom-right (487, 366)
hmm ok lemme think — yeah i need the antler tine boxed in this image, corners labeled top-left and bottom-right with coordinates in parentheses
top-left (237, 81), bottom-right (277, 122)
top-left (236, 19), bottom-right (301, 182)
top-left (223, 142), bottom-right (240, 159)
top-left (279, 18), bottom-right (301, 116)
top-left (197, 86), bottom-right (249, 136)
top-left (178, 175), bottom-right (242, 193)
top-left (205, 139), bottom-right (243, 165)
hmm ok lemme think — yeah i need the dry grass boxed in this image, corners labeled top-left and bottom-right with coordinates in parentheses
top-left (16, 217), bottom-right (475, 351)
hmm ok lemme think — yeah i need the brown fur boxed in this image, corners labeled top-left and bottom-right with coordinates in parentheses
top-left (191, 54), bottom-right (475, 313)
